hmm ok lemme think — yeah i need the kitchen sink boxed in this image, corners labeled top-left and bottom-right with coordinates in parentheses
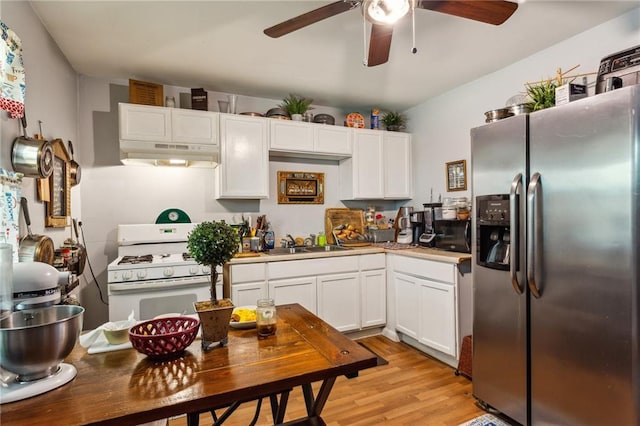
top-left (304, 245), bottom-right (352, 252)
top-left (265, 245), bottom-right (352, 255)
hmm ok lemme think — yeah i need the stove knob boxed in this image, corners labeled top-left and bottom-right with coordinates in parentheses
top-left (163, 267), bottom-right (174, 277)
top-left (122, 270), bottom-right (132, 281)
top-left (137, 270), bottom-right (147, 279)
top-left (202, 265), bottom-right (211, 274)
top-left (189, 266), bottom-right (199, 275)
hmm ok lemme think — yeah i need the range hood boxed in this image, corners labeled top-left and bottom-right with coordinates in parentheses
top-left (119, 139), bottom-right (219, 168)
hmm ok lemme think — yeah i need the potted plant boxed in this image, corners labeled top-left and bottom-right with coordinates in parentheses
top-left (279, 94), bottom-right (313, 121)
top-left (381, 111), bottom-right (406, 131)
top-left (187, 220), bottom-right (239, 349)
top-left (525, 80), bottom-right (557, 111)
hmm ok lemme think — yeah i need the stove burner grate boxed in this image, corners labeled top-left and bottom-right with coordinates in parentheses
top-left (118, 255), bottom-right (153, 265)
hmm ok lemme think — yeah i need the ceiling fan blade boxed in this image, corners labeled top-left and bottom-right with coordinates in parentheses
top-left (264, 1), bottom-right (356, 38)
top-left (417, 0), bottom-right (518, 25)
top-left (368, 24), bottom-right (393, 67)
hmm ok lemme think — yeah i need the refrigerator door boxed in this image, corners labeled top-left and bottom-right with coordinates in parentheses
top-left (529, 85), bottom-right (639, 425)
top-left (471, 114), bottom-right (527, 425)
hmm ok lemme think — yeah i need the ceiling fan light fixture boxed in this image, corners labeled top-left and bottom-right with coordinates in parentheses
top-left (363, 0), bottom-right (410, 25)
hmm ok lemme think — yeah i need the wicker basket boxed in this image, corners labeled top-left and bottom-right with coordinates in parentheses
top-left (455, 335), bottom-right (473, 379)
top-left (129, 317), bottom-right (200, 359)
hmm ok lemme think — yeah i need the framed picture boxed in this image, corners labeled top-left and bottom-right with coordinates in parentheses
top-left (446, 160), bottom-right (467, 192)
top-left (277, 171), bottom-right (324, 204)
top-left (45, 139), bottom-right (71, 227)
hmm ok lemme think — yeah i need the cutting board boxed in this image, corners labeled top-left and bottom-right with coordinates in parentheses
top-left (324, 208), bottom-right (369, 246)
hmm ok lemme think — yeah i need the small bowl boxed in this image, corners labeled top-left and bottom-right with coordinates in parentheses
top-left (103, 319), bottom-right (136, 345)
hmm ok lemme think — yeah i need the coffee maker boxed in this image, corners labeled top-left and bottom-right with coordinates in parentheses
top-left (395, 206), bottom-right (413, 244)
top-left (419, 202), bottom-right (442, 247)
top-left (410, 210), bottom-right (424, 244)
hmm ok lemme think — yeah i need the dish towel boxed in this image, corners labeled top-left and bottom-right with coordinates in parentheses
top-left (0, 21), bottom-right (25, 118)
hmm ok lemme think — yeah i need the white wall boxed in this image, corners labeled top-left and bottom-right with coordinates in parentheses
top-left (406, 7), bottom-right (640, 206)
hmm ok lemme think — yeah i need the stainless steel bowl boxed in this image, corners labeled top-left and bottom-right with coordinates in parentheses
top-left (484, 108), bottom-right (514, 123)
top-left (0, 305), bottom-right (84, 381)
top-left (313, 113), bottom-right (335, 125)
top-left (265, 107), bottom-right (289, 118)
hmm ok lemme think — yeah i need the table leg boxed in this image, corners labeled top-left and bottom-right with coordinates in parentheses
top-left (301, 377), bottom-right (336, 417)
top-left (270, 389), bottom-right (290, 423)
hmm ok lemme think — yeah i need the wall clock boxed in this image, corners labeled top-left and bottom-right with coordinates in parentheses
top-left (45, 139), bottom-right (71, 227)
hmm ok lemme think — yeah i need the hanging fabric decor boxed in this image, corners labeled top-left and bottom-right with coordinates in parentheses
top-left (0, 168), bottom-right (23, 262)
top-left (0, 21), bottom-right (25, 119)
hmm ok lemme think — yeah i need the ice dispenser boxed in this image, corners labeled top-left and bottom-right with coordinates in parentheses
top-left (476, 194), bottom-right (511, 270)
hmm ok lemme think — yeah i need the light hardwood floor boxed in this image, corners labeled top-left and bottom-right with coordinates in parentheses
top-left (170, 335), bottom-right (485, 426)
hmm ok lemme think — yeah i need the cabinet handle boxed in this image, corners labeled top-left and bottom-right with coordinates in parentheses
top-left (526, 172), bottom-right (542, 299)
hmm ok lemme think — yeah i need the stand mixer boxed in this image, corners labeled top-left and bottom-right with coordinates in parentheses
top-left (0, 261), bottom-right (83, 404)
top-left (395, 206), bottom-right (414, 244)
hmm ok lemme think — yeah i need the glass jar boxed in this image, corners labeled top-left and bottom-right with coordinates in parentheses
top-left (256, 298), bottom-right (277, 338)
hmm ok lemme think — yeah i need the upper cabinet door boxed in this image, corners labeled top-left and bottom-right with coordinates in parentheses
top-left (119, 104), bottom-right (171, 142)
top-left (216, 114), bottom-right (269, 199)
top-left (352, 129), bottom-right (385, 199)
top-left (171, 109), bottom-right (218, 145)
top-left (269, 120), bottom-right (314, 152)
top-left (314, 125), bottom-right (352, 156)
top-left (384, 132), bottom-right (412, 199)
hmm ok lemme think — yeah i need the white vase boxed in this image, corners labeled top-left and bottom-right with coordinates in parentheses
top-left (291, 114), bottom-right (303, 121)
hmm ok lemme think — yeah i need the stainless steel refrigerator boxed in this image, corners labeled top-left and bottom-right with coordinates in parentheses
top-left (470, 85), bottom-right (640, 425)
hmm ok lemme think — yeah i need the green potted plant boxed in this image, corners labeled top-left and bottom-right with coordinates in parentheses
top-left (279, 94), bottom-right (313, 121)
top-left (187, 220), bottom-right (239, 349)
top-left (381, 111), bottom-right (406, 131)
top-left (525, 80), bottom-right (557, 111)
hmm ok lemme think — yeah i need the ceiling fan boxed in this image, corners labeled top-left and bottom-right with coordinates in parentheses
top-left (264, 0), bottom-right (519, 67)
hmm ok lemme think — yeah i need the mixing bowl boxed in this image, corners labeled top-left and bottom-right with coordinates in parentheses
top-left (0, 305), bottom-right (84, 381)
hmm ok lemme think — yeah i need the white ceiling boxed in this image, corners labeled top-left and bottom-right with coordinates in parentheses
top-left (30, 1), bottom-right (638, 111)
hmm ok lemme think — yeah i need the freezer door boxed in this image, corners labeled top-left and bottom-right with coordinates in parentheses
top-left (471, 114), bottom-right (527, 425)
top-left (529, 85), bottom-right (640, 425)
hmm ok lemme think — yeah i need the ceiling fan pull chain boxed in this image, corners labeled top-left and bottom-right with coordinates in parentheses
top-left (362, 10), bottom-right (368, 66)
top-left (411, 0), bottom-right (417, 54)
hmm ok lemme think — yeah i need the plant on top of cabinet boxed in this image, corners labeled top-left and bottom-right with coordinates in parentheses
top-left (381, 111), bottom-right (407, 131)
top-left (188, 221), bottom-right (239, 348)
top-left (279, 94), bottom-right (313, 120)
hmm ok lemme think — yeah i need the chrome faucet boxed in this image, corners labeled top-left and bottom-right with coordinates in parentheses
top-left (285, 234), bottom-right (297, 247)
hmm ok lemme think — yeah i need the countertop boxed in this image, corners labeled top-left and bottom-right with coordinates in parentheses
top-left (229, 245), bottom-right (471, 265)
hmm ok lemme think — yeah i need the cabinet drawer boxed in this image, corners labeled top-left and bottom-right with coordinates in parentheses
top-left (230, 263), bottom-right (266, 284)
top-left (393, 256), bottom-right (455, 284)
top-left (359, 253), bottom-right (385, 270)
top-left (268, 256), bottom-right (358, 280)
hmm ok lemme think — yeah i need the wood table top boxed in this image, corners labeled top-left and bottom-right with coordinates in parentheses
top-left (2, 304), bottom-right (377, 425)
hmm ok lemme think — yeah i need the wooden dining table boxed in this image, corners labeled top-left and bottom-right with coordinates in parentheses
top-left (1, 303), bottom-right (377, 425)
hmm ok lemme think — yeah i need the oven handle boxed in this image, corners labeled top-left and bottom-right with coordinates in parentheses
top-left (109, 278), bottom-right (211, 292)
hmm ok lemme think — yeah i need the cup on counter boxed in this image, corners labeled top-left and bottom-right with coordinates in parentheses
top-left (256, 298), bottom-right (277, 338)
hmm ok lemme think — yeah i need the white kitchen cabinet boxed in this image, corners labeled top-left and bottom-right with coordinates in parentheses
top-left (360, 253), bottom-right (386, 328)
top-left (339, 129), bottom-right (412, 200)
top-left (232, 282), bottom-right (267, 306)
top-left (227, 263), bottom-right (267, 306)
top-left (269, 120), bottom-right (352, 159)
top-left (418, 279), bottom-right (456, 356)
top-left (119, 103), bottom-right (218, 144)
top-left (383, 132), bottom-right (412, 199)
top-left (391, 255), bottom-right (464, 365)
top-left (394, 271), bottom-right (420, 339)
top-left (269, 276), bottom-right (317, 314)
top-left (317, 272), bottom-right (360, 332)
top-left (216, 114), bottom-right (269, 199)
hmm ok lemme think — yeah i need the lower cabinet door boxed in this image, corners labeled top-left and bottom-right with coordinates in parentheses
top-left (268, 277), bottom-right (317, 314)
top-left (231, 282), bottom-right (267, 307)
top-left (317, 272), bottom-right (360, 332)
top-left (394, 272), bottom-right (419, 339)
top-left (361, 269), bottom-right (386, 328)
top-left (418, 279), bottom-right (456, 356)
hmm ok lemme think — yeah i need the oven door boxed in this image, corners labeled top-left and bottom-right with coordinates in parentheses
top-left (108, 278), bottom-right (220, 321)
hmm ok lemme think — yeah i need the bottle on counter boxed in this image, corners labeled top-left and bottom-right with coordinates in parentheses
top-left (317, 232), bottom-right (326, 247)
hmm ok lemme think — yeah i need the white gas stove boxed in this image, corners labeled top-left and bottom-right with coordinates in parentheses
top-left (107, 223), bottom-right (221, 321)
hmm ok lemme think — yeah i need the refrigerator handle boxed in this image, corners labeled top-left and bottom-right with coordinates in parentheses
top-left (509, 173), bottom-right (523, 295)
top-left (527, 172), bottom-right (542, 298)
